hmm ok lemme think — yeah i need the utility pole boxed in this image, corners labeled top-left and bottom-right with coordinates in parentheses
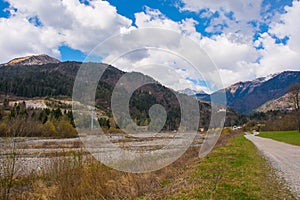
top-left (91, 109), bottom-right (94, 130)
top-left (88, 105), bottom-right (95, 130)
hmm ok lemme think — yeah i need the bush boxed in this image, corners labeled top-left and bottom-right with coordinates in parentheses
top-left (0, 122), bottom-right (9, 136)
top-left (222, 127), bottom-right (233, 135)
top-left (41, 121), bottom-right (57, 137)
top-left (56, 121), bottom-right (78, 138)
top-left (243, 120), bottom-right (259, 131)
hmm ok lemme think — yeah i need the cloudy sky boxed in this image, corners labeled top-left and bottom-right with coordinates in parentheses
top-left (0, 0), bottom-right (299, 92)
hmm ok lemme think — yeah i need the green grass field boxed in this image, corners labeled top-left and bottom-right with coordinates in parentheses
top-left (259, 130), bottom-right (300, 146)
top-left (188, 135), bottom-right (294, 199)
top-left (146, 134), bottom-right (295, 200)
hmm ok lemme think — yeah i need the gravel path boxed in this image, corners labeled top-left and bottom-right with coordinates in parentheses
top-left (245, 134), bottom-right (300, 199)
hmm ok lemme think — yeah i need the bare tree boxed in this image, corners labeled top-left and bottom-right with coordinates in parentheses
top-left (0, 119), bottom-right (27, 200)
top-left (289, 84), bottom-right (300, 132)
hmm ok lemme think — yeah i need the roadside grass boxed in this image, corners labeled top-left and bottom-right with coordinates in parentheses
top-left (143, 134), bottom-right (295, 199)
top-left (258, 130), bottom-right (300, 146)
top-left (191, 135), bottom-right (294, 199)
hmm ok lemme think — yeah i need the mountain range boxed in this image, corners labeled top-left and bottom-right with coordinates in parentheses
top-left (191, 71), bottom-right (300, 114)
top-left (1, 55), bottom-right (231, 130)
top-left (1, 54), bottom-right (299, 115)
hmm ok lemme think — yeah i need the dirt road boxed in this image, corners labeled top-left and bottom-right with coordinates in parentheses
top-left (245, 134), bottom-right (300, 199)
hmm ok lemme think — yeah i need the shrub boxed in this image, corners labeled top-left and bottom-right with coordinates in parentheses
top-left (222, 127), bottom-right (233, 135)
top-left (41, 121), bottom-right (57, 137)
top-left (56, 121), bottom-right (78, 138)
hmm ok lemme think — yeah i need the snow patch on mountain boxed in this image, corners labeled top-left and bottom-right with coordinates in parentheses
top-left (178, 88), bottom-right (208, 96)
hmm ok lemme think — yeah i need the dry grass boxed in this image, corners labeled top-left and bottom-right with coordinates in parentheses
top-left (2, 130), bottom-right (295, 200)
top-left (6, 142), bottom-right (200, 200)
top-left (23, 140), bottom-right (83, 149)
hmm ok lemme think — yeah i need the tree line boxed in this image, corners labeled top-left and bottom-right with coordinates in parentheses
top-left (0, 100), bottom-right (77, 138)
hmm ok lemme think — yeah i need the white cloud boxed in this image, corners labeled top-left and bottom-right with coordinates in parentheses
top-left (0, 0), bottom-right (299, 92)
top-left (1, 2), bottom-right (208, 91)
top-left (0, 15), bottom-right (61, 61)
top-left (180, 0), bottom-right (263, 40)
top-left (60, 0), bottom-right (132, 51)
top-left (181, 0), bottom-right (262, 20)
top-left (105, 47), bottom-right (211, 92)
top-left (134, 7), bottom-right (201, 40)
top-left (100, 7), bottom-right (263, 90)
top-left (199, 34), bottom-right (259, 86)
top-left (179, 0), bottom-right (300, 86)
top-left (255, 1), bottom-right (300, 77)
top-left (269, 1), bottom-right (300, 52)
top-left (97, 8), bottom-right (211, 92)
top-left (200, 34), bottom-right (258, 70)
top-left (0, 0), bottom-right (132, 63)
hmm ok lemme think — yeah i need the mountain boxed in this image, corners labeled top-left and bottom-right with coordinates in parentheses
top-left (0, 55), bottom-right (248, 129)
top-left (209, 71), bottom-right (300, 114)
top-left (194, 92), bottom-right (210, 101)
top-left (178, 88), bottom-right (210, 100)
top-left (178, 88), bottom-right (208, 96)
top-left (0, 60), bottom-right (218, 130)
top-left (256, 92), bottom-right (295, 112)
top-left (1, 54), bottom-right (60, 66)
top-left (178, 88), bottom-right (198, 96)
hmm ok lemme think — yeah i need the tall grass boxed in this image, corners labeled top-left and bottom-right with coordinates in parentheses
top-left (0, 138), bottom-right (19, 200)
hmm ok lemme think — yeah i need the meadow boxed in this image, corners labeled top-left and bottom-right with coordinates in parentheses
top-left (259, 130), bottom-right (300, 146)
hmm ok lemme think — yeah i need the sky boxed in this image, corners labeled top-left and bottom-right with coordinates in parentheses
top-left (0, 0), bottom-right (299, 92)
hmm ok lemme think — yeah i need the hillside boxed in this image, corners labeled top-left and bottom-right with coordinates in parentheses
top-left (0, 59), bottom-right (221, 130)
top-left (256, 92), bottom-right (295, 112)
top-left (196, 71), bottom-right (300, 114)
top-left (0, 61), bottom-right (177, 130)
top-left (0, 54), bottom-right (249, 129)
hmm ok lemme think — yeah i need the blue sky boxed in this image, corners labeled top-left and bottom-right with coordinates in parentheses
top-left (0, 0), bottom-right (299, 91)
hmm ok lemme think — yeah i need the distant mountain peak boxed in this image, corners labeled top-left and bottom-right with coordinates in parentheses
top-left (178, 88), bottom-right (207, 96)
top-left (226, 73), bottom-right (282, 95)
top-left (253, 73), bottom-right (280, 84)
top-left (178, 88), bottom-right (197, 96)
top-left (2, 54), bottom-right (60, 66)
top-left (222, 71), bottom-right (300, 114)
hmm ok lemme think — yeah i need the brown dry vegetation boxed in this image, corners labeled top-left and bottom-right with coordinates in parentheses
top-left (2, 138), bottom-right (202, 200)
top-left (1, 130), bottom-right (295, 200)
